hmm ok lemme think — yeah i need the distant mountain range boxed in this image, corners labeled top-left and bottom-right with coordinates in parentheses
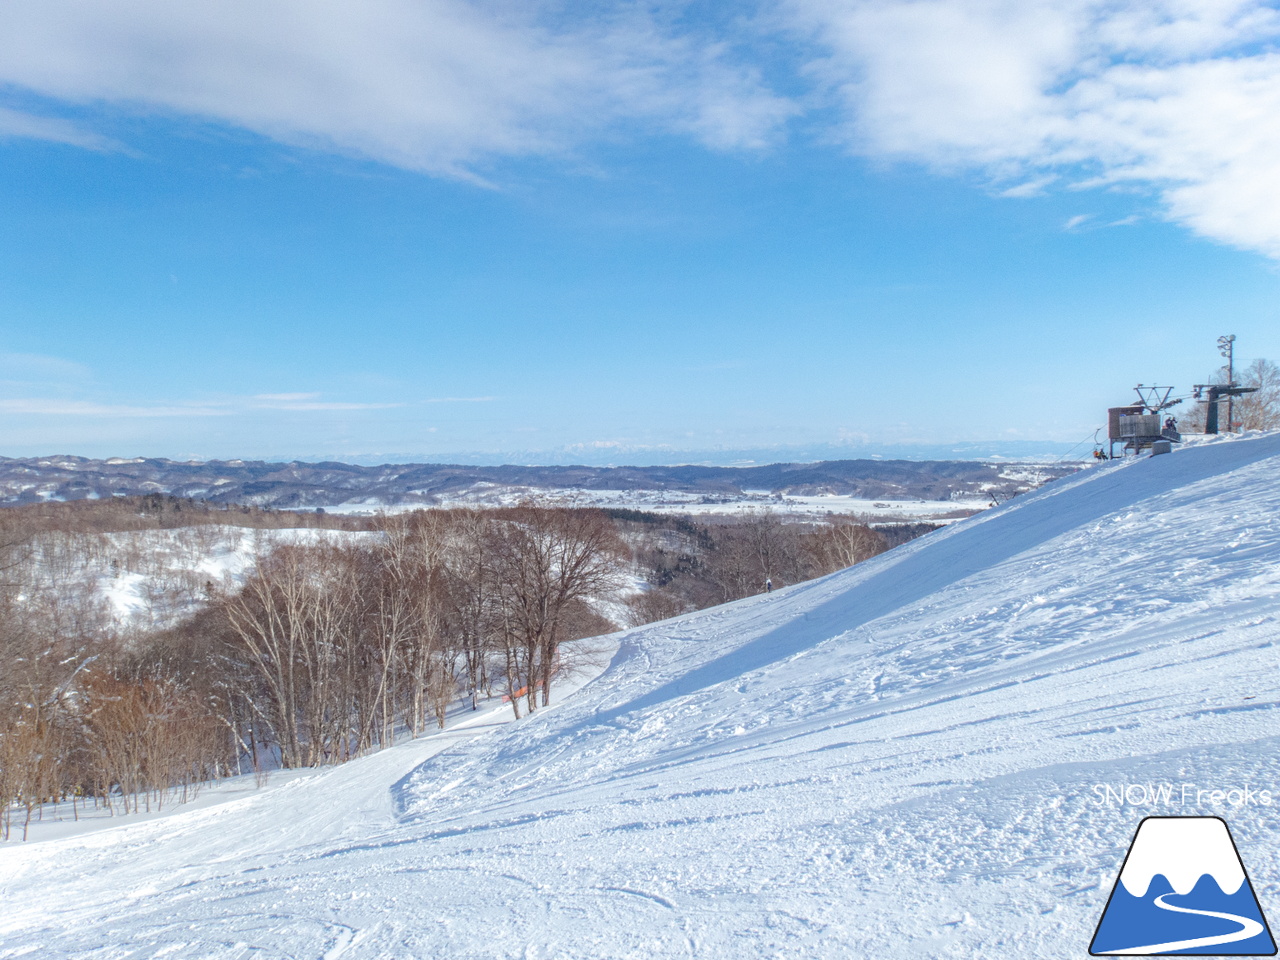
top-left (277, 439), bottom-right (1090, 468)
top-left (0, 456), bottom-right (1080, 510)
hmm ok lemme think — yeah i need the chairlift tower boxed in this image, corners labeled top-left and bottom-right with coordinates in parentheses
top-left (1192, 334), bottom-right (1257, 434)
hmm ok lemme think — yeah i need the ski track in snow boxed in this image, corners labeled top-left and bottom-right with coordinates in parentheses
top-left (4, 433), bottom-right (1280, 957)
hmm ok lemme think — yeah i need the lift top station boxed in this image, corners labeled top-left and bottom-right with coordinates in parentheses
top-left (1107, 384), bottom-right (1181, 458)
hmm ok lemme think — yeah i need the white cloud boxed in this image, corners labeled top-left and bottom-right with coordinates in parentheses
top-left (0, 106), bottom-right (118, 150)
top-left (5, 1), bottom-right (1280, 258)
top-left (788, 0), bottom-right (1280, 256)
top-left (0, 399), bottom-right (228, 417)
top-left (1000, 174), bottom-right (1058, 198)
top-left (0, 0), bottom-right (792, 174)
top-left (0, 392), bottom-right (402, 416)
top-left (250, 393), bottom-right (402, 411)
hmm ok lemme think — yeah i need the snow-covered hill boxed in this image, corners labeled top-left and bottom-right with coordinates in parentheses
top-left (3, 433), bottom-right (1279, 958)
top-left (0, 454), bottom-right (1071, 514)
top-left (8, 525), bottom-right (378, 633)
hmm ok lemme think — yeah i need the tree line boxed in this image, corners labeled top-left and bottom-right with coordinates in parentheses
top-left (0, 497), bottom-right (894, 840)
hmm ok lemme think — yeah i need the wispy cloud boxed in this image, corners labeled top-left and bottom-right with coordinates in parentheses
top-left (1063, 214), bottom-right (1092, 230)
top-left (0, 392), bottom-right (406, 416)
top-left (0, 352), bottom-right (93, 383)
top-left (0, 0), bottom-right (792, 176)
top-left (0, 399), bottom-right (228, 417)
top-left (999, 175), bottom-right (1057, 198)
top-left (0, 105), bottom-right (119, 150)
top-left (250, 393), bottom-right (403, 411)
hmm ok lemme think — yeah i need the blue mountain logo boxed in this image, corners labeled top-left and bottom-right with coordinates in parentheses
top-left (1091, 816), bottom-right (1276, 956)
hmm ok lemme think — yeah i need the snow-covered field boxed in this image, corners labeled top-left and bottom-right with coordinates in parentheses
top-left (551, 491), bottom-right (989, 521)
top-left (322, 487), bottom-right (992, 523)
top-left (3, 433), bottom-right (1279, 958)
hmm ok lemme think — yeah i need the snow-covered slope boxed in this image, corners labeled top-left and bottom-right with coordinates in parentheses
top-left (17, 526), bottom-right (380, 632)
top-left (3, 434), bottom-right (1279, 958)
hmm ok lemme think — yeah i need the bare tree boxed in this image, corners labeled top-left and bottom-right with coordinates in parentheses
top-left (0, 515), bottom-right (107, 839)
top-left (626, 587), bottom-right (693, 626)
top-left (704, 511), bottom-right (805, 600)
top-left (704, 524), bottom-right (758, 602)
top-left (223, 542), bottom-right (363, 767)
top-left (0, 496), bottom-right (926, 821)
top-left (491, 507), bottom-right (625, 715)
top-left (377, 511), bottom-right (456, 736)
top-left (440, 509), bottom-right (498, 711)
top-left (1235, 358), bottom-right (1280, 430)
top-left (808, 520), bottom-right (888, 575)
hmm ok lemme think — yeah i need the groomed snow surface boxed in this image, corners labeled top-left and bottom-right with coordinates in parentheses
top-left (4, 433), bottom-right (1280, 958)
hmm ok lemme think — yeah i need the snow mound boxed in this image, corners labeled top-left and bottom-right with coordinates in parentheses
top-left (4, 433), bottom-right (1280, 958)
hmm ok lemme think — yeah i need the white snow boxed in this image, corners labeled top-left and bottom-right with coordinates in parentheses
top-left (3, 432), bottom-right (1280, 958)
top-left (86, 527), bottom-right (378, 627)
top-left (320, 487), bottom-right (992, 522)
top-left (1118, 817), bottom-right (1245, 897)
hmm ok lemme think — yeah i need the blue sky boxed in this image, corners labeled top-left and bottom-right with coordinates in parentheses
top-left (1, 0), bottom-right (1279, 464)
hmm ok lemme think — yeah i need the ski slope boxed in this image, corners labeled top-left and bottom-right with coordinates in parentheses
top-left (4, 433), bottom-right (1280, 958)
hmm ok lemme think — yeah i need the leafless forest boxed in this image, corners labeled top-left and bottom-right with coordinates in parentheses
top-left (0, 494), bottom-right (899, 840)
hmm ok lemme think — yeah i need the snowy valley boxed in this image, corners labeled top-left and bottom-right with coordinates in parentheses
top-left (0, 456), bottom-right (1073, 523)
top-left (2, 433), bottom-right (1279, 958)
